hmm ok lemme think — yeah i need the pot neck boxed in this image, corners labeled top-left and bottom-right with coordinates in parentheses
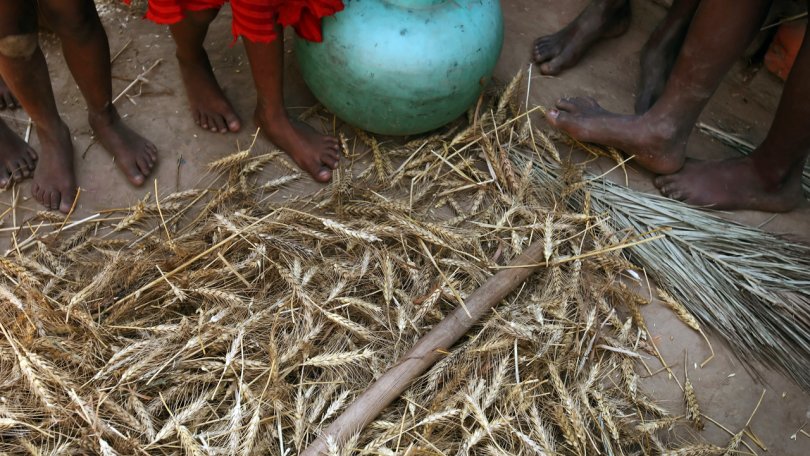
top-left (382, 0), bottom-right (448, 8)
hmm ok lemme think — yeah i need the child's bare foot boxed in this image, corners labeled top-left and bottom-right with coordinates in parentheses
top-left (533, 0), bottom-right (630, 75)
top-left (0, 121), bottom-right (37, 188)
top-left (0, 76), bottom-right (19, 110)
top-left (89, 107), bottom-right (158, 187)
top-left (176, 51), bottom-right (241, 133)
top-left (255, 108), bottom-right (340, 183)
top-left (654, 157), bottom-right (805, 212)
top-left (31, 121), bottom-right (77, 213)
top-left (546, 96), bottom-right (686, 174)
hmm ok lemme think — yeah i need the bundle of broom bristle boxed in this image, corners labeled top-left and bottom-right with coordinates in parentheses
top-left (0, 71), bottom-right (756, 455)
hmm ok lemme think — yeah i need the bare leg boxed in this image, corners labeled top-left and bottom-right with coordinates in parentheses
top-left (532, 0), bottom-right (630, 75)
top-left (0, 75), bottom-right (19, 109)
top-left (0, 1), bottom-right (75, 212)
top-left (39, 0), bottom-right (157, 187)
top-left (243, 31), bottom-right (340, 183)
top-left (654, 2), bottom-right (810, 212)
top-left (635, 0), bottom-right (700, 114)
top-left (546, 0), bottom-right (773, 175)
top-left (169, 8), bottom-right (241, 133)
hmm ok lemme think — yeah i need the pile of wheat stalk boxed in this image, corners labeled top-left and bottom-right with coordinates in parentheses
top-left (0, 77), bottom-right (743, 455)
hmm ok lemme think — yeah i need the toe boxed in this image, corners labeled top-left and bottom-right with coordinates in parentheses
top-left (26, 146), bottom-right (37, 162)
top-left (60, 189), bottom-right (77, 214)
top-left (211, 114), bottom-right (227, 133)
top-left (0, 169), bottom-right (9, 189)
top-left (16, 161), bottom-right (31, 178)
top-left (532, 39), bottom-right (556, 63)
top-left (145, 142), bottom-right (158, 162)
top-left (539, 48), bottom-right (576, 76)
top-left (555, 98), bottom-right (578, 112)
top-left (323, 155), bottom-right (339, 170)
top-left (193, 111), bottom-right (202, 127)
top-left (123, 160), bottom-right (146, 186)
top-left (199, 114), bottom-right (210, 130)
top-left (653, 176), bottom-right (671, 189)
top-left (225, 113), bottom-right (241, 132)
top-left (136, 155), bottom-right (152, 177)
top-left (49, 191), bottom-right (60, 211)
top-left (315, 167), bottom-right (333, 183)
top-left (20, 153), bottom-right (35, 171)
top-left (0, 98), bottom-right (6, 110)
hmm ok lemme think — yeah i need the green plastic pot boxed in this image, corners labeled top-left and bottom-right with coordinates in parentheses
top-left (295, 0), bottom-right (504, 136)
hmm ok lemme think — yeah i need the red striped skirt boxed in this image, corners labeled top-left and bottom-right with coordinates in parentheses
top-left (126, 0), bottom-right (344, 43)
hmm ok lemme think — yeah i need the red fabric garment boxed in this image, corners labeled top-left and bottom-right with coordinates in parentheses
top-left (124, 0), bottom-right (343, 43)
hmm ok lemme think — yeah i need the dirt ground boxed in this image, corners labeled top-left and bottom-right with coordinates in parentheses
top-left (1, 0), bottom-right (808, 454)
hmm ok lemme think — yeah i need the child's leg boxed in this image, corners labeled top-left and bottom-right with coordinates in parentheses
top-left (545, 0), bottom-right (772, 175)
top-left (38, 0), bottom-right (157, 187)
top-left (0, 0), bottom-right (75, 212)
top-left (0, 76), bottom-right (19, 109)
top-left (532, 0), bottom-right (631, 75)
top-left (654, 0), bottom-right (810, 212)
top-left (243, 31), bottom-right (340, 183)
top-left (170, 8), bottom-right (241, 133)
top-left (636, 0), bottom-right (700, 114)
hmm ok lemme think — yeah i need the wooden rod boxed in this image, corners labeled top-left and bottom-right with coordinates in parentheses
top-left (302, 240), bottom-right (548, 455)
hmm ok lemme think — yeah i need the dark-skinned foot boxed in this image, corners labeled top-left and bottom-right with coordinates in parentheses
top-left (546, 96), bottom-right (687, 174)
top-left (254, 107), bottom-right (340, 183)
top-left (89, 106), bottom-right (158, 187)
top-left (0, 76), bottom-right (19, 110)
top-left (533, 0), bottom-right (631, 75)
top-left (176, 50), bottom-right (241, 133)
top-left (0, 121), bottom-right (37, 188)
top-left (31, 121), bottom-right (77, 213)
top-left (654, 157), bottom-right (805, 212)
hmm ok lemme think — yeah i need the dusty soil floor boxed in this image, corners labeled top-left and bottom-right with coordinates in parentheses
top-left (0, 0), bottom-right (808, 453)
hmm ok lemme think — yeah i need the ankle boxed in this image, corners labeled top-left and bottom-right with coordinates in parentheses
top-left (88, 104), bottom-right (120, 128)
top-left (255, 103), bottom-right (288, 124)
top-left (750, 154), bottom-right (797, 190)
top-left (35, 118), bottom-right (69, 137)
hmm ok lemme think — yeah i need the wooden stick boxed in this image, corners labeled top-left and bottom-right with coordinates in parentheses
top-left (113, 59), bottom-right (162, 104)
top-left (301, 240), bottom-right (548, 455)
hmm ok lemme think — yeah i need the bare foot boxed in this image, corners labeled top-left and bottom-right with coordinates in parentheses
top-left (654, 157), bottom-right (804, 212)
top-left (0, 121), bottom-right (37, 188)
top-left (176, 51), bottom-right (241, 133)
top-left (546, 96), bottom-right (686, 174)
top-left (255, 108), bottom-right (340, 183)
top-left (89, 107), bottom-right (158, 187)
top-left (533, 0), bottom-right (630, 75)
top-left (31, 121), bottom-right (77, 213)
top-left (0, 76), bottom-right (19, 110)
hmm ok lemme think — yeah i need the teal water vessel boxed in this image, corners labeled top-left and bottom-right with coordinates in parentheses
top-left (295, 0), bottom-right (504, 136)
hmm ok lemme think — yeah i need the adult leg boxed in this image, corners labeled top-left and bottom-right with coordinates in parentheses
top-left (654, 2), bottom-right (810, 212)
top-left (546, 0), bottom-right (772, 174)
top-left (38, 0), bottom-right (157, 187)
top-left (0, 76), bottom-right (19, 109)
top-left (532, 0), bottom-right (631, 75)
top-left (635, 0), bottom-right (701, 114)
top-left (243, 30), bottom-right (340, 183)
top-left (169, 8), bottom-right (241, 133)
top-left (0, 1), bottom-right (74, 212)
